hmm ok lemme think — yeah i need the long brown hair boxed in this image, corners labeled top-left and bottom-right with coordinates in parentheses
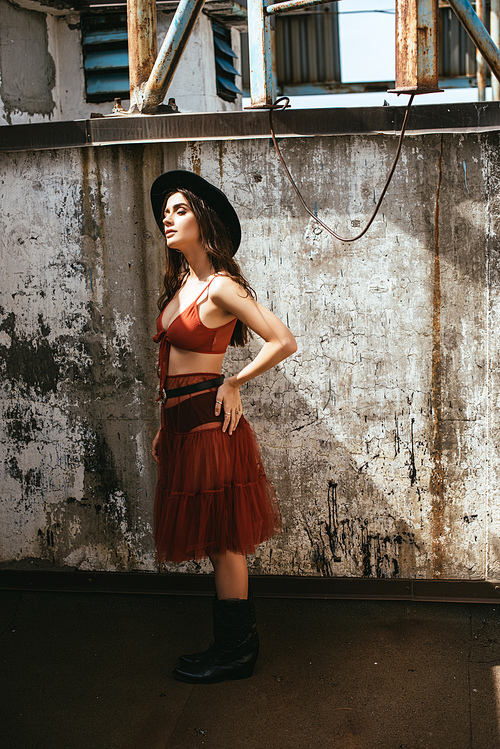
top-left (157, 188), bottom-right (255, 347)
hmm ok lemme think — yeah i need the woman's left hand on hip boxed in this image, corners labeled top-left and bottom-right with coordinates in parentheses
top-left (215, 382), bottom-right (243, 435)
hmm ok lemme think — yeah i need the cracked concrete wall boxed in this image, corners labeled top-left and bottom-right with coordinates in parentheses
top-left (1, 130), bottom-right (499, 579)
top-left (0, 0), bottom-right (242, 125)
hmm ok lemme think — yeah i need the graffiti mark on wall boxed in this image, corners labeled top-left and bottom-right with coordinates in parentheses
top-left (305, 480), bottom-right (417, 578)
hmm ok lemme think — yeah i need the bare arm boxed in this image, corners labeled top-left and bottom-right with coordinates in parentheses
top-left (210, 276), bottom-right (297, 433)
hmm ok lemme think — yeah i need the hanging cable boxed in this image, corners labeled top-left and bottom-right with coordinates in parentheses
top-left (268, 94), bottom-right (415, 242)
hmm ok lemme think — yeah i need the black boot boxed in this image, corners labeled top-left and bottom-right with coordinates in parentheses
top-left (173, 594), bottom-right (259, 684)
top-left (177, 595), bottom-right (218, 666)
top-left (178, 585), bottom-right (257, 666)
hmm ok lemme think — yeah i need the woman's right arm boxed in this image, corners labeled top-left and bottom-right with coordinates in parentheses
top-left (210, 276), bottom-right (297, 433)
top-left (152, 428), bottom-right (161, 464)
top-left (211, 276), bottom-right (297, 387)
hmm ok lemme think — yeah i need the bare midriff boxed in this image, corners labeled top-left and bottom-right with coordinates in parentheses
top-left (168, 345), bottom-right (226, 376)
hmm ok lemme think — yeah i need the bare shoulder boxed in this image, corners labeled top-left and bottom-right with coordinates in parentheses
top-left (210, 274), bottom-right (251, 302)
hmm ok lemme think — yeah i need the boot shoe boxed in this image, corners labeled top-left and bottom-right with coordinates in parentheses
top-left (173, 646), bottom-right (257, 684)
top-left (178, 588), bottom-right (258, 666)
top-left (173, 597), bottom-right (259, 684)
top-left (178, 643), bottom-right (215, 666)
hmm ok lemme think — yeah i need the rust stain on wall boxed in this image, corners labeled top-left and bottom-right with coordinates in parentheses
top-left (218, 142), bottom-right (224, 185)
top-left (430, 136), bottom-right (445, 576)
top-left (189, 143), bottom-right (202, 175)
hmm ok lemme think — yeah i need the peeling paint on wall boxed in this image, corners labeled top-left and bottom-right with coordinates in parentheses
top-left (0, 0), bottom-right (55, 124)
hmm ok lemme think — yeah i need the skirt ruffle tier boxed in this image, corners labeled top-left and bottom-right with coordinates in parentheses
top-left (154, 373), bottom-right (281, 563)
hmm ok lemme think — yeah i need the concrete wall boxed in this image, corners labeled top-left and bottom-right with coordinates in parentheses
top-left (0, 0), bottom-right (242, 125)
top-left (1, 129), bottom-right (499, 579)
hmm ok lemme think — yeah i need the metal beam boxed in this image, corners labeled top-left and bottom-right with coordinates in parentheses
top-left (3, 569), bottom-right (500, 603)
top-left (389, 0), bottom-right (441, 94)
top-left (491, 0), bottom-right (500, 98)
top-left (3, 102), bottom-right (500, 155)
top-left (139, 0), bottom-right (206, 114)
top-left (447, 0), bottom-right (500, 83)
top-left (476, 0), bottom-right (487, 100)
top-left (247, 0), bottom-right (274, 107)
top-left (127, 0), bottom-right (158, 111)
top-left (265, 0), bottom-right (331, 15)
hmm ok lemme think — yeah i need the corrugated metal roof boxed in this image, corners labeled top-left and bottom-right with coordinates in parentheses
top-left (276, 5), bottom-right (341, 86)
top-left (439, 6), bottom-right (476, 78)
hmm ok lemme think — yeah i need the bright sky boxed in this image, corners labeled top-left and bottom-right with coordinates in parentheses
top-left (244, 0), bottom-right (490, 108)
top-left (339, 0), bottom-right (395, 82)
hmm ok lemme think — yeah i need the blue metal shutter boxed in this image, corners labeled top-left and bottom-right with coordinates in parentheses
top-left (81, 13), bottom-right (130, 103)
top-left (213, 22), bottom-right (242, 102)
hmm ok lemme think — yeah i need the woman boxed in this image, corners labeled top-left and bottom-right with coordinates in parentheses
top-left (150, 170), bottom-right (296, 684)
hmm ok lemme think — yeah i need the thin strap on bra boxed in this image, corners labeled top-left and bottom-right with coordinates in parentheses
top-left (160, 275), bottom-right (218, 334)
top-left (193, 274), bottom-right (217, 304)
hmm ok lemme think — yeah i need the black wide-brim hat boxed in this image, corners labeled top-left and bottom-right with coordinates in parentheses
top-left (150, 170), bottom-right (241, 255)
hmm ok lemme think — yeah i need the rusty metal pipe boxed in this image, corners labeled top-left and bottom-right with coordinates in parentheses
top-left (265, 0), bottom-right (331, 15)
top-left (140, 0), bottom-right (206, 114)
top-left (247, 0), bottom-right (274, 107)
top-left (389, 0), bottom-right (441, 94)
top-left (476, 0), bottom-right (487, 101)
top-left (127, 0), bottom-right (158, 109)
top-left (492, 0), bottom-right (500, 98)
top-left (447, 0), bottom-right (500, 83)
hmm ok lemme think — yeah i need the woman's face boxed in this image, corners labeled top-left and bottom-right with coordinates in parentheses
top-left (163, 192), bottom-right (201, 252)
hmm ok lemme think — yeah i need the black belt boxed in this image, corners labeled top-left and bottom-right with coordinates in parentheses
top-left (160, 376), bottom-right (224, 404)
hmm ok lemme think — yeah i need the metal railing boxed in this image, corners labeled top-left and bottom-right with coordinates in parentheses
top-left (124, 0), bottom-right (500, 113)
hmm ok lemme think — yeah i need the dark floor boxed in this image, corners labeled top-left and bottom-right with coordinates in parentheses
top-left (2, 590), bottom-right (500, 749)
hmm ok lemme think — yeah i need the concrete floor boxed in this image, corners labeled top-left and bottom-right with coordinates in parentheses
top-left (2, 591), bottom-right (500, 749)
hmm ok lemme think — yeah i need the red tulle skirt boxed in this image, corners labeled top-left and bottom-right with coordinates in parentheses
top-left (154, 373), bottom-right (282, 563)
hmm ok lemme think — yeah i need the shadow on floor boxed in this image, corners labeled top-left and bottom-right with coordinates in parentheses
top-left (1, 591), bottom-right (500, 749)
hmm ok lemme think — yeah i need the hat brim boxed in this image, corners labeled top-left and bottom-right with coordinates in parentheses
top-left (150, 170), bottom-right (241, 256)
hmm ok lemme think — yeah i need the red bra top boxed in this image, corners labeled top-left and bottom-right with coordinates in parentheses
top-left (153, 276), bottom-right (237, 396)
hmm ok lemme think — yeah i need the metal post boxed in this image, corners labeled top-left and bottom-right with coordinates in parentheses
top-left (492, 0), bottom-right (500, 98)
top-left (139, 0), bottom-right (206, 114)
top-left (127, 0), bottom-right (158, 111)
top-left (447, 0), bottom-right (500, 84)
top-left (476, 0), bottom-right (487, 100)
top-left (247, 0), bottom-right (274, 107)
top-left (389, 0), bottom-right (441, 94)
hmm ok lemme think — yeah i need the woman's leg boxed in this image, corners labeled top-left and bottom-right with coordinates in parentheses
top-left (173, 549), bottom-right (259, 683)
top-left (210, 551), bottom-right (248, 599)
